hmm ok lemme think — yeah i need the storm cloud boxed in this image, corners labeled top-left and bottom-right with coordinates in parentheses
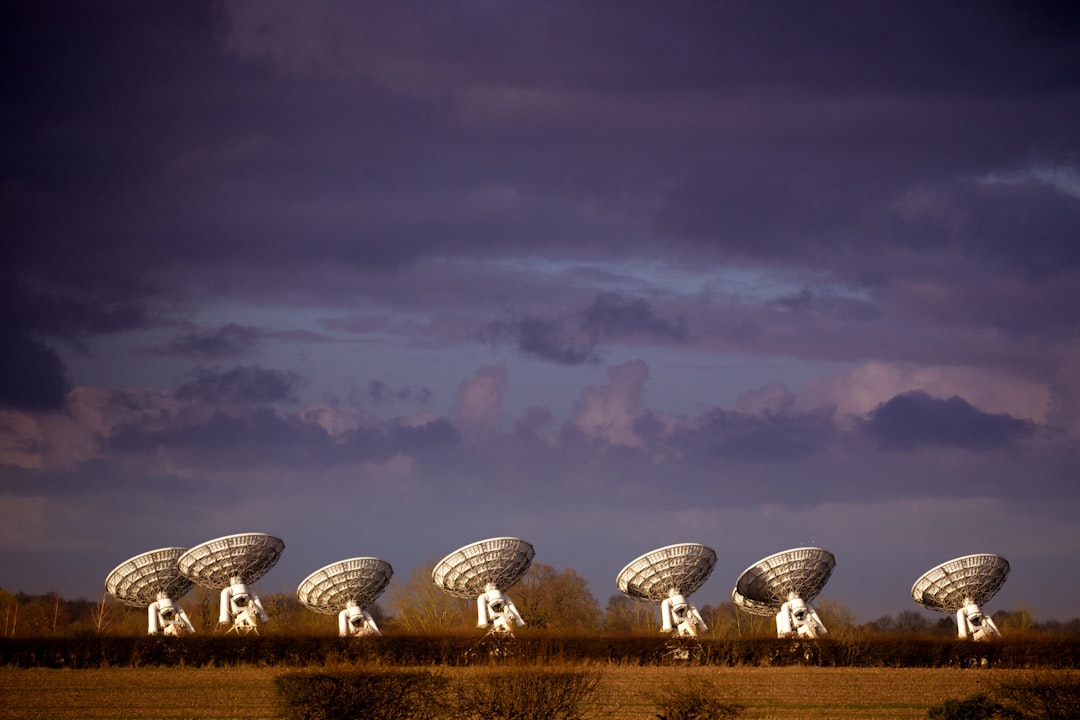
top-left (863, 391), bottom-right (1034, 451)
top-left (2, 0), bottom-right (1078, 622)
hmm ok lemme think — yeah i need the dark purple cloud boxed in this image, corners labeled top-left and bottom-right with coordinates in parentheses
top-left (0, 333), bottom-right (70, 412)
top-left (360, 381), bottom-right (432, 405)
top-left (863, 391), bottom-right (1034, 451)
top-left (0, 277), bottom-right (157, 412)
top-left (108, 408), bottom-right (332, 466)
top-left (148, 323), bottom-right (264, 358)
top-left (175, 365), bottom-right (304, 404)
top-left (487, 293), bottom-right (687, 364)
top-left (673, 408), bottom-right (838, 463)
top-left (5, 2), bottom-right (1077, 293)
top-left (582, 293), bottom-right (687, 342)
top-left (107, 405), bottom-right (460, 471)
top-left (505, 317), bottom-right (597, 365)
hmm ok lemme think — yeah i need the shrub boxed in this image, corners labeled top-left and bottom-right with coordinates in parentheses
top-left (992, 672), bottom-right (1080, 720)
top-left (275, 669), bottom-right (447, 720)
top-left (451, 667), bottom-right (602, 720)
top-left (927, 694), bottom-right (1001, 720)
top-left (651, 675), bottom-right (744, 720)
top-left (926, 672), bottom-right (1080, 720)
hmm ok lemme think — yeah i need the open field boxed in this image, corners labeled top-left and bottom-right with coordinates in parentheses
top-left (0, 665), bottom-right (1061, 720)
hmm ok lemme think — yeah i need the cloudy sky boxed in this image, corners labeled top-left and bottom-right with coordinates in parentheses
top-left (4, 1), bottom-right (1079, 623)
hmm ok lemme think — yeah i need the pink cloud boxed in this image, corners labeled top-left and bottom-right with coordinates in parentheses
top-left (570, 359), bottom-right (653, 447)
top-left (453, 365), bottom-right (508, 441)
top-left (0, 387), bottom-right (183, 471)
top-left (298, 403), bottom-right (377, 437)
top-left (736, 380), bottom-right (797, 416)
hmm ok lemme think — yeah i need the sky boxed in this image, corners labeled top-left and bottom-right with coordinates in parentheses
top-left (3, 1), bottom-right (1079, 624)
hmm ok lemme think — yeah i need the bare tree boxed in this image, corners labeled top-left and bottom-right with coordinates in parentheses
top-left (90, 592), bottom-right (115, 634)
top-left (188, 585), bottom-right (220, 633)
top-left (385, 558), bottom-right (472, 632)
top-left (726, 603), bottom-right (776, 637)
top-left (699, 601), bottom-right (743, 639)
top-left (813, 597), bottom-right (857, 640)
top-left (0, 590), bottom-right (17, 638)
top-left (997, 605), bottom-right (1035, 633)
top-left (512, 563), bottom-right (601, 631)
top-left (602, 595), bottom-right (657, 634)
top-left (50, 592), bottom-right (69, 635)
top-left (894, 609), bottom-right (931, 633)
top-left (258, 591), bottom-right (331, 635)
top-left (16, 595), bottom-right (52, 636)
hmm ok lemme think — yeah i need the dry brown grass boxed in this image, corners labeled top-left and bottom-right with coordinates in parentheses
top-left (0, 665), bottom-right (1063, 720)
top-left (0, 666), bottom-right (280, 720)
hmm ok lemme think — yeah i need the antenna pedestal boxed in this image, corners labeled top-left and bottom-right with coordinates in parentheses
top-left (178, 533), bottom-right (285, 634)
top-left (912, 554), bottom-right (1009, 642)
top-left (617, 543), bottom-right (717, 638)
top-left (433, 537), bottom-right (535, 636)
top-left (105, 547), bottom-right (196, 636)
top-left (957, 601), bottom-right (1001, 641)
top-left (297, 556), bottom-right (393, 638)
top-left (732, 547), bottom-right (836, 640)
top-left (776, 595), bottom-right (827, 639)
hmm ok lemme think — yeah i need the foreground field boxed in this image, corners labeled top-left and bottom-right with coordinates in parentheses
top-left (0, 665), bottom-right (1050, 720)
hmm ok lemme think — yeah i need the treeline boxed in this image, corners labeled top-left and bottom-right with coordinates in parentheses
top-left (2, 633), bottom-right (1080, 669)
top-left (2, 586), bottom-right (1077, 640)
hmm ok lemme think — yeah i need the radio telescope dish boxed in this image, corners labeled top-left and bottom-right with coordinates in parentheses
top-left (730, 589), bottom-right (778, 617)
top-left (433, 537), bottom-right (534, 634)
top-left (733, 547), bottom-right (835, 639)
top-left (616, 543), bottom-right (716, 637)
top-left (107, 547), bottom-right (193, 608)
top-left (617, 543), bottom-right (716, 602)
top-left (297, 557), bottom-right (393, 637)
top-left (105, 547), bottom-right (196, 635)
top-left (178, 533), bottom-right (285, 634)
top-left (178, 533), bottom-right (285, 589)
top-left (433, 537), bottom-right (534, 598)
top-left (912, 554), bottom-right (1009, 641)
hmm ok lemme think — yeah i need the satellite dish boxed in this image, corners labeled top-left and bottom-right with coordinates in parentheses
top-left (733, 547), bottom-right (835, 639)
top-left (105, 547), bottom-right (196, 636)
top-left (297, 557), bottom-right (393, 637)
top-left (912, 553), bottom-right (1010, 641)
top-left (616, 543), bottom-right (716, 637)
top-left (432, 537), bottom-right (534, 634)
top-left (178, 532), bottom-right (285, 634)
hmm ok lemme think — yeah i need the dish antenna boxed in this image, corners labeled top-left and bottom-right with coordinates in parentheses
top-left (912, 554), bottom-right (1010, 641)
top-left (432, 537), bottom-right (534, 634)
top-left (616, 543), bottom-right (717, 637)
top-left (733, 547), bottom-right (835, 639)
top-left (297, 557), bottom-right (393, 637)
top-left (105, 547), bottom-right (196, 636)
top-left (178, 533), bottom-right (285, 634)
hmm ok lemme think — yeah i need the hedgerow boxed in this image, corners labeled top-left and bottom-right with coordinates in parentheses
top-left (1, 634), bottom-right (1078, 668)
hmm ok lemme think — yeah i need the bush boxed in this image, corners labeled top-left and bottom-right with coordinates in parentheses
top-left (993, 672), bottom-right (1080, 720)
top-left (451, 667), bottom-right (602, 720)
top-left (926, 672), bottom-right (1080, 720)
top-left (927, 694), bottom-right (1001, 720)
top-left (275, 669), bottom-right (447, 720)
top-left (651, 675), bottom-right (744, 720)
